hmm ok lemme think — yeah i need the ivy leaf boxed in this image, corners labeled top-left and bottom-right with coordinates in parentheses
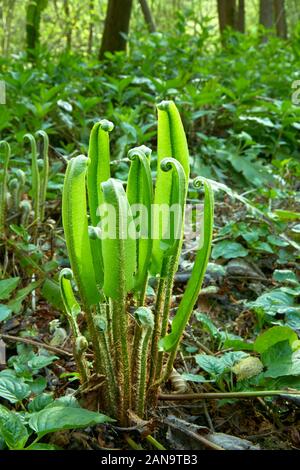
top-left (0, 405), bottom-right (28, 450)
top-left (29, 406), bottom-right (114, 438)
top-left (0, 377), bottom-right (30, 403)
top-left (0, 277), bottom-right (20, 300)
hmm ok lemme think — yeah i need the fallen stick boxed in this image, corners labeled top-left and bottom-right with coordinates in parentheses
top-left (159, 390), bottom-right (300, 401)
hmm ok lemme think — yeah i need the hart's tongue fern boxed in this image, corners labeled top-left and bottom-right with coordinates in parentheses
top-left (60, 101), bottom-right (214, 424)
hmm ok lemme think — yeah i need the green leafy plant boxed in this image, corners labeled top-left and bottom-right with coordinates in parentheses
top-left (59, 101), bottom-right (214, 424)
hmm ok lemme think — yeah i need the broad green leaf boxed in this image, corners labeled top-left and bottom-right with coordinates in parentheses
top-left (29, 406), bottom-right (114, 437)
top-left (7, 280), bottom-right (42, 314)
top-left (159, 179), bottom-right (214, 352)
top-left (274, 210), bottom-right (300, 221)
top-left (262, 341), bottom-right (300, 378)
top-left (273, 269), bottom-right (299, 285)
top-left (180, 373), bottom-right (208, 383)
top-left (41, 278), bottom-right (64, 311)
top-left (247, 289), bottom-right (295, 317)
top-left (28, 394), bottom-right (54, 412)
top-left (87, 120), bottom-right (114, 289)
top-left (100, 178), bottom-right (136, 300)
top-left (212, 241), bottom-right (248, 259)
top-left (152, 100), bottom-right (189, 274)
top-left (0, 304), bottom-right (12, 321)
top-left (0, 277), bottom-right (20, 300)
top-left (0, 405), bottom-right (28, 450)
top-left (0, 377), bottom-right (30, 403)
top-left (62, 155), bottom-right (100, 306)
top-left (28, 354), bottom-right (58, 371)
top-left (195, 312), bottom-right (220, 339)
top-left (223, 338), bottom-right (254, 351)
top-left (254, 326), bottom-right (298, 354)
top-left (221, 351), bottom-right (249, 368)
top-left (127, 146), bottom-right (153, 291)
top-left (29, 377), bottom-right (47, 395)
top-left (26, 443), bottom-right (60, 450)
top-left (46, 396), bottom-right (80, 408)
top-left (195, 355), bottom-right (225, 376)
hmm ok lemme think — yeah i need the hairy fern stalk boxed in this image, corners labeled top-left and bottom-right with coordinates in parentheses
top-left (60, 101), bottom-right (214, 425)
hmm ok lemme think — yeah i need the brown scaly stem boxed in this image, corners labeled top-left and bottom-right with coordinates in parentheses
top-left (111, 298), bottom-right (131, 425)
top-left (84, 306), bottom-right (104, 375)
top-left (148, 257), bottom-right (171, 386)
top-left (155, 253), bottom-right (178, 382)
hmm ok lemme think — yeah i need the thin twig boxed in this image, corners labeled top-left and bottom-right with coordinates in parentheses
top-left (0, 333), bottom-right (73, 357)
top-left (159, 390), bottom-right (300, 401)
top-left (163, 418), bottom-right (224, 451)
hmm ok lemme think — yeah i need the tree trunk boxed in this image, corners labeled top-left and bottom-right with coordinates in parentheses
top-left (274, 0), bottom-right (287, 38)
top-left (236, 0), bottom-right (245, 33)
top-left (217, 0), bottom-right (236, 34)
top-left (26, 0), bottom-right (48, 57)
top-left (99, 0), bottom-right (133, 60)
top-left (63, 0), bottom-right (72, 51)
top-left (88, 0), bottom-right (95, 54)
top-left (259, 0), bottom-right (274, 29)
top-left (139, 0), bottom-right (156, 33)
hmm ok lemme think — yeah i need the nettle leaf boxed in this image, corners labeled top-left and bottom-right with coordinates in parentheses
top-left (29, 406), bottom-right (114, 438)
top-left (212, 241), bottom-right (248, 260)
top-left (0, 405), bottom-right (28, 450)
top-left (254, 326), bottom-right (298, 354)
top-left (195, 355), bottom-right (225, 376)
top-left (262, 341), bottom-right (300, 378)
top-left (0, 377), bottom-right (30, 403)
top-left (7, 280), bottom-right (42, 314)
top-left (0, 277), bottom-right (20, 300)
